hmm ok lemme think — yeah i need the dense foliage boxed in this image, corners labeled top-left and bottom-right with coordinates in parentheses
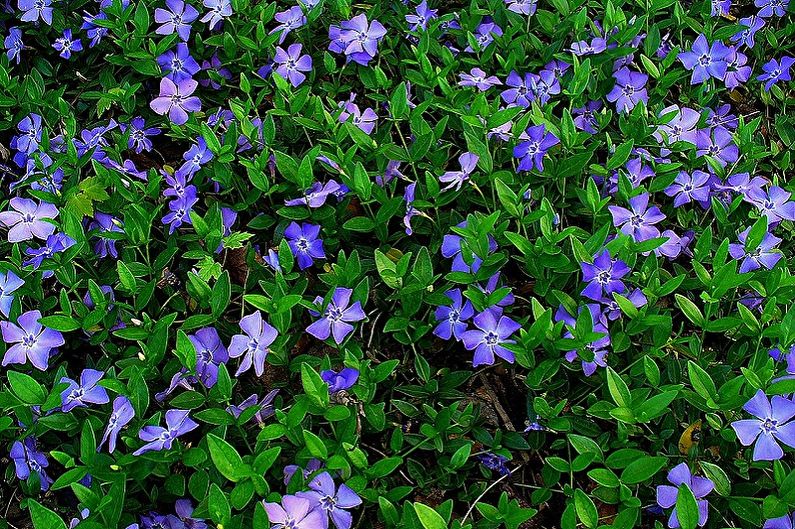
top-left (2, 0), bottom-right (795, 527)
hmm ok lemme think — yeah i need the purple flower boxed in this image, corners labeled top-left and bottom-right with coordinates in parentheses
top-left (334, 14), bottom-right (387, 65)
top-left (200, 54), bottom-right (232, 89)
top-left (653, 105), bottom-right (700, 145)
top-left (273, 43), bottom-right (313, 87)
top-left (339, 103), bottom-right (377, 134)
top-left (476, 273), bottom-right (515, 307)
top-left (461, 308), bottom-right (520, 367)
top-left (285, 181), bottom-right (341, 208)
top-left (125, 117), bottom-right (161, 153)
top-left (285, 222), bottom-right (325, 269)
top-left (573, 101), bottom-right (602, 134)
top-left (200, 0), bottom-right (231, 29)
top-left (157, 43), bottom-right (200, 82)
top-left (297, 472), bottom-right (362, 529)
top-left (440, 152), bottom-right (478, 191)
top-left (581, 250), bottom-right (629, 301)
top-left (5, 27), bottom-right (23, 64)
top-left (263, 495), bottom-right (326, 529)
top-left (321, 367), bottom-right (359, 394)
top-left (570, 37), bottom-right (607, 56)
top-left (665, 170), bottom-right (712, 208)
top-left (11, 437), bottom-right (52, 490)
top-left (99, 395), bottom-right (135, 453)
top-left (745, 186), bottom-right (795, 224)
top-left (706, 105), bottom-right (738, 130)
top-left (756, 0), bottom-right (789, 16)
top-left (458, 67), bottom-right (502, 91)
top-left (82, 12), bottom-right (109, 47)
top-left (678, 34), bottom-right (730, 84)
top-left (434, 289), bottom-right (474, 341)
top-left (695, 127), bottom-right (738, 167)
top-left (724, 47), bottom-right (751, 89)
top-left (162, 195), bottom-right (198, 234)
top-left (15, 113), bottom-right (42, 154)
top-left (228, 311), bottom-right (278, 377)
top-left (60, 369), bottom-right (110, 413)
top-left (0, 270), bottom-right (23, 317)
top-left (403, 182), bottom-right (419, 235)
top-left (758, 57), bottom-right (795, 91)
top-left (732, 390), bottom-right (795, 460)
top-left (133, 409), bottom-right (199, 456)
top-left (18, 0), bottom-right (52, 24)
top-left (501, 71), bottom-right (534, 107)
top-left (1, 309), bottom-right (65, 370)
top-left (656, 463), bottom-right (714, 528)
top-left (150, 77), bottom-right (202, 126)
top-left (226, 390), bottom-right (278, 425)
top-left (505, 0), bottom-right (537, 15)
top-left (729, 227), bottom-right (782, 273)
top-left (601, 288), bottom-right (647, 320)
top-left (465, 19), bottom-right (503, 52)
top-left (712, 0), bottom-right (731, 15)
top-left (478, 453), bottom-right (511, 475)
top-left (24, 233), bottom-right (76, 273)
top-left (177, 137), bottom-right (213, 179)
top-left (607, 67), bottom-right (648, 113)
top-left (608, 193), bottom-right (666, 242)
top-left (716, 173), bottom-right (767, 200)
top-left (406, 0), bottom-right (437, 31)
top-left (271, 6), bottom-right (306, 44)
top-left (441, 221), bottom-right (497, 273)
top-left (731, 16), bottom-right (765, 48)
top-left (53, 29), bottom-right (82, 59)
top-left (175, 499), bottom-right (208, 529)
top-left (306, 288), bottom-right (366, 344)
top-left (154, 0), bottom-right (199, 40)
top-left (765, 515), bottom-right (795, 529)
top-left (513, 124), bottom-right (559, 172)
top-left (189, 327), bottom-right (229, 387)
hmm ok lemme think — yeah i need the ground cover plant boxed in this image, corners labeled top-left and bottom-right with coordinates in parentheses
top-left (1, 0), bottom-right (795, 527)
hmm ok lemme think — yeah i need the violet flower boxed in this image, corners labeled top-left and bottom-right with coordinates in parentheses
top-left (125, 117), bottom-right (161, 153)
top-left (200, 0), bottom-right (231, 30)
top-left (226, 390), bottom-right (279, 425)
top-left (24, 233), bottom-right (76, 274)
top-left (189, 327), bottom-right (229, 388)
top-left (607, 67), bottom-right (648, 113)
top-left (263, 495), bottom-right (326, 529)
top-left (53, 29), bottom-right (82, 59)
top-left (724, 47), bottom-right (751, 89)
top-left (99, 395), bottom-right (135, 453)
top-left (731, 16), bottom-right (764, 48)
top-left (695, 127), bottom-right (738, 167)
top-left (678, 34), bottom-right (730, 84)
top-left (758, 57), bottom-right (795, 91)
top-left (15, 113), bottom-right (42, 154)
top-left (556, 304), bottom-right (610, 376)
top-left (162, 195), bottom-right (198, 234)
top-left (19, 0), bottom-right (52, 24)
top-left (154, 0), bottom-right (199, 40)
top-left (441, 221), bottom-right (497, 273)
top-left (11, 437), bottom-right (52, 490)
top-left (321, 367), bottom-right (359, 394)
top-left (513, 124), bottom-right (559, 172)
top-left (458, 67), bottom-right (502, 91)
top-left (664, 170), bottom-right (712, 208)
top-left (573, 101), bottom-right (602, 134)
top-left (608, 193), bottom-right (666, 242)
top-left (228, 311), bottom-right (278, 377)
top-left (440, 152), bottom-right (478, 191)
top-left (505, 0), bottom-right (537, 15)
top-left (1, 309), bottom-right (65, 370)
top-left (465, 19), bottom-right (503, 52)
top-left (403, 182), bottom-right (419, 235)
top-left (285, 181), bottom-right (341, 208)
top-left (732, 391), bottom-right (795, 460)
top-left (406, 0), bottom-right (437, 31)
top-left (339, 103), bottom-right (377, 134)
top-left (501, 71), bottom-right (534, 107)
top-left (433, 288), bottom-right (474, 341)
top-left (570, 38), bottom-right (607, 56)
top-left (60, 369), bottom-right (110, 413)
top-left (306, 287), bottom-right (366, 344)
top-left (461, 308), bottom-right (520, 367)
top-left (271, 6), bottom-right (306, 44)
top-left (336, 14), bottom-right (387, 65)
top-left (5, 27), bottom-right (23, 64)
top-left (729, 227), bottom-right (782, 273)
top-left (150, 78), bottom-right (202, 126)
top-left (285, 222), bottom-right (325, 269)
top-left (0, 198), bottom-right (57, 243)
top-left (157, 43), bottom-right (200, 82)
top-left (176, 137), bottom-right (213, 179)
top-left (580, 250), bottom-right (629, 301)
top-left (656, 463), bottom-right (714, 528)
top-left (132, 409), bottom-right (199, 456)
top-left (756, 0), bottom-right (789, 16)
top-left (273, 43), bottom-right (313, 87)
top-left (653, 104), bottom-right (700, 145)
top-left (0, 270), bottom-right (23, 317)
top-left (297, 472), bottom-right (362, 529)
top-left (478, 453), bottom-right (511, 475)
top-left (745, 186), bottom-right (795, 224)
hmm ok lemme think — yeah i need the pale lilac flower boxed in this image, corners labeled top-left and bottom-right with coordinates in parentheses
top-left (150, 78), bottom-right (202, 125)
top-left (263, 495), bottom-right (326, 529)
top-left (678, 34), bottom-right (730, 84)
top-left (505, 0), bottom-right (537, 15)
top-left (189, 327), bottom-right (229, 387)
top-left (729, 227), bottom-right (782, 273)
top-left (745, 186), bottom-right (795, 224)
top-left (573, 101), bottom-right (601, 134)
top-left (570, 38), bottom-right (607, 56)
top-left (125, 117), bottom-right (161, 153)
top-left (513, 124), bottom-right (559, 172)
top-left (440, 152), bottom-right (478, 191)
top-left (60, 369), bottom-right (110, 413)
top-left (656, 463), bottom-right (714, 528)
top-left (695, 127), bottom-right (738, 167)
top-left (607, 67), bottom-right (648, 113)
top-left (608, 193), bottom-right (666, 242)
top-left (99, 395), bottom-right (135, 453)
top-left (501, 71), bottom-right (533, 107)
top-left (226, 390), bottom-right (278, 425)
top-left (338, 14), bottom-right (387, 64)
top-left (285, 181), bottom-right (341, 208)
top-left (461, 308), bottom-right (520, 367)
top-left (339, 103), bottom-right (377, 134)
top-left (465, 19), bottom-right (503, 52)
top-left (273, 43), bottom-right (313, 87)
top-left (653, 105), bottom-right (700, 145)
top-left (665, 170), bottom-right (712, 208)
top-left (555, 304), bottom-right (610, 376)
top-left (228, 311), bottom-right (278, 377)
top-left (0, 270), bottom-right (23, 317)
top-left (306, 288), bottom-right (366, 344)
top-left (406, 0), bottom-right (437, 31)
top-left (154, 0), bottom-right (199, 40)
top-left (297, 472), bottom-right (362, 529)
top-left (712, 0), bottom-right (730, 15)
top-left (1, 309), bottom-right (65, 370)
top-left (458, 67), bottom-right (502, 91)
top-left (133, 409), bottom-right (199, 455)
top-left (433, 288), bottom-right (474, 341)
top-left (200, 0), bottom-right (231, 30)
top-left (724, 47), bottom-right (751, 89)
top-left (732, 390), bottom-right (795, 460)
top-left (271, 6), bottom-right (305, 44)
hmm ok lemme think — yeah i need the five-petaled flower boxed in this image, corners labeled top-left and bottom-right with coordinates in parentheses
top-left (0, 197), bottom-right (58, 243)
top-left (60, 368), bottom-right (110, 413)
top-left (731, 389), bottom-right (795, 460)
top-left (297, 472), bottom-right (363, 529)
top-left (154, 0), bottom-right (199, 41)
top-left (99, 395), bottom-right (135, 453)
top-left (228, 311), bottom-right (278, 377)
top-left (285, 222), bottom-right (325, 269)
top-left (656, 463), bottom-right (714, 528)
top-left (729, 227), bottom-right (782, 273)
top-left (133, 409), bottom-right (199, 455)
top-left (306, 288), bottom-right (366, 344)
top-left (461, 308), bottom-right (520, 367)
top-left (1, 309), bottom-right (65, 371)
top-left (580, 250), bottom-right (630, 301)
top-left (150, 77), bottom-right (202, 126)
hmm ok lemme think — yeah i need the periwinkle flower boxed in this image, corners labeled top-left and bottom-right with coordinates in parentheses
top-left (406, 0), bottom-right (437, 31)
top-left (758, 57), bottom-right (795, 91)
top-left (285, 222), bottom-right (325, 269)
top-left (745, 186), bottom-right (795, 224)
top-left (403, 182), bottom-right (420, 235)
top-left (200, 0), bottom-right (231, 30)
top-left (125, 117), bottom-right (161, 153)
top-left (505, 0), bottom-right (537, 15)
top-left (732, 390), bottom-right (795, 460)
top-left (756, 0), bottom-right (789, 16)
top-left (263, 496), bottom-right (326, 529)
top-left (441, 221), bottom-right (497, 273)
top-left (513, 124), bottom-right (559, 172)
top-left (461, 308), bottom-right (520, 367)
top-left (15, 113), bottom-right (42, 154)
top-left (18, 0), bottom-right (52, 24)
top-left (334, 14), bottom-right (387, 66)
top-left (712, 0), bottom-right (731, 15)
top-left (200, 54), bottom-right (232, 89)
top-left (608, 193), bottom-right (666, 242)
top-left (607, 67), bottom-right (648, 113)
top-left (1, 310), bottom-right (64, 370)
top-left (731, 16), bottom-right (765, 48)
top-left (501, 71), bottom-right (534, 107)
top-left (150, 78), bottom-right (201, 126)
top-left (695, 127), bottom-right (738, 167)
top-left (679, 34), bottom-right (730, 84)
top-left (60, 369), bottom-right (110, 413)
top-left (226, 390), bottom-right (279, 425)
top-left (81, 12), bottom-right (108, 47)
top-left (297, 472), bottom-right (362, 529)
top-left (189, 327), bottom-right (229, 388)
top-left (765, 514), bottom-right (795, 529)
top-left (478, 453), bottom-right (511, 475)
top-left (580, 250), bottom-right (629, 301)
top-left (99, 395), bottom-right (135, 453)
top-left (271, 6), bottom-right (306, 44)
top-left (339, 103), bottom-right (377, 134)
top-left (285, 181), bottom-right (341, 208)
top-left (0, 270), bottom-right (23, 317)
top-left (440, 152), bottom-right (478, 191)
top-left (273, 43), bottom-right (313, 87)
top-left (656, 463), bottom-right (714, 528)
top-left (321, 367), bottom-right (359, 394)
top-left (556, 304), bottom-right (610, 376)
top-left (653, 105), bottom-right (700, 145)
top-left (465, 19), bottom-right (503, 52)
top-left (729, 227), bottom-right (782, 273)
top-left (434, 289), bottom-right (474, 341)
top-left (154, 0), bottom-right (199, 40)
top-left (5, 27), bottom-right (23, 64)
top-left (132, 409), bottom-right (199, 456)
top-left (162, 195), bottom-right (198, 233)
top-left (176, 137), bottom-right (213, 179)
top-left (724, 47), bottom-right (751, 89)
top-left (228, 311), bottom-right (278, 377)
top-left (601, 288), bottom-right (647, 320)
top-left (570, 37), bottom-right (607, 56)
top-left (53, 29), bottom-right (82, 59)
top-left (11, 437), bottom-right (52, 490)
top-left (306, 288), bottom-right (366, 344)
top-left (157, 43), bottom-right (200, 82)
top-left (573, 101), bottom-right (602, 134)
top-left (23, 233), bottom-right (76, 273)
top-left (664, 170), bottom-right (712, 208)
top-left (458, 67), bottom-right (502, 91)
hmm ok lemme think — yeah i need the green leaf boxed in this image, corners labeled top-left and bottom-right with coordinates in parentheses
top-left (7, 370), bottom-right (46, 404)
top-left (211, 271), bottom-right (231, 318)
top-left (38, 315), bottom-right (80, 332)
top-left (302, 429), bottom-right (328, 459)
top-left (207, 433), bottom-right (248, 482)
top-left (606, 367), bottom-right (631, 408)
top-left (675, 294), bottom-right (704, 326)
top-left (117, 260), bottom-right (136, 291)
top-left (700, 461), bottom-right (731, 496)
top-left (687, 360), bottom-right (717, 404)
top-left (28, 500), bottom-right (68, 529)
top-left (413, 502), bottom-right (448, 529)
top-left (450, 443), bottom-right (472, 468)
top-left (620, 456), bottom-right (667, 484)
top-left (606, 139), bottom-right (634, 170)
top-left (676, 482), bottom-right (699, 529)
top-left (574, 489), bottom-right (598, 529)
top-left (301, 364), bottom-right (329, 408)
